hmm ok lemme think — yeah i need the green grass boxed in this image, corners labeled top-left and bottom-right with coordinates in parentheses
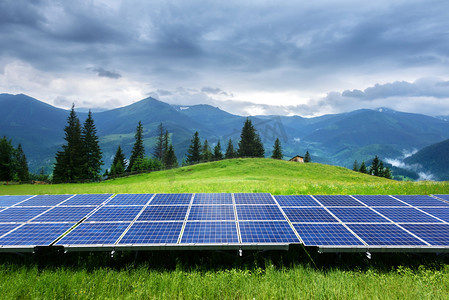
top-left (1, 158), bottom-right (449, 299)
top-left (1, 158), bottom-right (448, 195)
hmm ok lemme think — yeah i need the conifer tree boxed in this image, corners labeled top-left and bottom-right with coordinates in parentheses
top-left (186, 131), bottom-right (202, 165)
top-left (201, 139), bottom-right (213, 162)
top-left (304, 151), bottom-right (311, 163)
top-left (384, 167), bottom-right (392, 179)
top-left (213, 140), bottom-right (223, 161)
top-left (359, 161), bottom-right (367, 174)
top-left (353, 160), bottom-right (359, 172)
top-left (153, 123), bottom-right (166, 161)
top-left (81, 111), bottom-right (103, 180)
top-left (53, 105), bottom-right (84, 183)
top-left (15, 144), bottom-right (29, 182)
top-left (163, 144), bottom-right (178, 169)
top-left (127, 121), bottom-right (145, 172)
top-left (370, 155), bottom-right (381, 176)
top-left (271, 138), bottom-right (283, 159)
top-left (225, 139), bottom-right (237, 159)
top-left (0, 136), bottom-right (15, 183)
top-left (110, 145), bottom-right (126, 175)
top-left (378, 161), bottom-right (385, 178)
top-left (238, 118), bottom-right (264, 157)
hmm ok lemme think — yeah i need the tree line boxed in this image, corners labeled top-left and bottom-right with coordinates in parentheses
top-left (0, 137), bottom-right (29, 183)
top-left (353, 155), bottom-right (392, 179)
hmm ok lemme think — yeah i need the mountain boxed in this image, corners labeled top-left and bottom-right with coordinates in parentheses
top-left (404, 139), bottom-right (449, 181)
top-left (2, 93), bottom-right (449, 180)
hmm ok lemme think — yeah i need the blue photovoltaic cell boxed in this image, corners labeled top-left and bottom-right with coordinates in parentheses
top-left (181, 221), bottom-right (239, 244)
top-left (393, 195), bottom-right (449, 207)
top-left (419, 208), bottom-right (449, 222)
top-left (188, 205), bottom-right (235, 221)
top-left (239, 221), bottom-right (299, 243)
top-left (149, 194), bottom-right (192, 205)
top-left (314, 195), bottom-right (364, 207)
top-left (0, 207), bottom-right (50, 222)
top-left (0, 224), bottom-right (21, 237)
top-left (373, 207), bottom-right (443, 223)
top-left (57, 222), bottom-right (130, 245)
top-left (87, 206), bottom-right (144, 222)
top-left (106, 194), bottom-right (154, 206)
top-left (328, 207), bottom-right (390, 223)
top-left (61, 194), bottom-right (113, 206)
top-left (348, 224), bottom-right (426, 246)
top-left (402, 224), bottom-right (449, 246)
top-left (283, 207), bottom-right (337, 223)
top-left (32, 206), bottom-right (96, 222)
top-left (434, 195), bottom-right (449, 201)
top-left (274, 195), bottom-right (320, 207)
top-left (234, 193), bottom-right (276, 205)
top-left (193, 193), bottom-right (233, 205)
top-left (0, 195), bottom-right (33, 207)
top-left (137, 205), bottom-right (189, 221)
top-left (293, 223), bottom-right (364, 246)
top-left (0, 223), bottom-right (73, 246)
top-left (236, 205), bottom-right (285, 221)
top-left (353, 195), bottom-right (407, 207)
top-left (119, 222), bottom-right (183, 244)
top-left (18, 194), bottom-right (73, 207)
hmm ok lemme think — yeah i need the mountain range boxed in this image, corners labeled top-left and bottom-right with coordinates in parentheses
top-left (1, 93), bottom-right (448, 180)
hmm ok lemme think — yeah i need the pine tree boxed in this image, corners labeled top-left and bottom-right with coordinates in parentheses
top-left (53, 105), bottom-right (84, 183)
top-left (378, 161), bottom-right (385, 178)
top-left (359, 161), bottom-right (367, 174)
top-left (225, 139), bottom-right (237, 159)
top-left (127, 121), bottom-right (145, 172)
top-left (353, 160), bottom-right (359, 172)
top-left (370, 155), bottom-right (380, 176)
top-left (186, 131), bottom-right (202, 165)
top-left (271, 138), bottom-right (283, 159)
top-left (201, 139), bottom-right (213, 162)
top-left (0, 136), bottom-right (15, 183)
top-left (163, 144), bottom-right (178, 169)
top-left (81, 111), bottom-right (103, 180)
top-left (304, 151), bottom-right (311, 163)
top-left (213, 140), bottom-right (223, 161)
top-left (153, 123), bottom-right (166, 161)
top-left (15, 144), bottom-right (29, 182)
top-left (384, 167), bottom-right (392, 179)
top-left (111, 145), bottom-right (126, 175)
top-left (238, 118), bottom-right (264, 157)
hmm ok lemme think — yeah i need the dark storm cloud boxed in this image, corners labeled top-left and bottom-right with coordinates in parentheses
top-left (90, 67), bottom-right (122, 79)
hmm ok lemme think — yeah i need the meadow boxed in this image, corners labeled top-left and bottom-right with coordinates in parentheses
top-left (1, 158), bottom-right (449, 299)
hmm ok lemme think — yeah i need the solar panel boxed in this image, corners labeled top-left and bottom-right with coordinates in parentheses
top-left (419, 208), bottom-right (449, 223)
top-left (239, 221), bottom-right (299, 243)
top-left (149, 193), bottom-right (192, 205)
top-left (327, 207), bottom-right (390, 223)
top-left (393, 195), bottom-right (449, 207)
top-left (283, 207), bottom-right (338, 223)
top-left (402, 224), bottom-right (449, 246)
top-left (188, 205), bottom-right (235, 221)
top-left (0, 224), bottom-right (21, 237)
top-left (61, 194), bottom-right (113, 206)
top-left (234, 193), bottom-right (276, 205)
top-left (106, 194), bottom-right (153, 206)
top-left (137, 205), bottom-right (189, 221)
top-left (0, 207), bottom-right (50, 222)
top-left (353, 195), bottom-right (407, 207)
top-left (56, 222), bottom-right (130, 245)
top-left (236, 205), bottom-right (285, 221)
top-left (18, 194), bottom-right (73, 207)
top-left (0, 223), bottom-right (73, 246)
top-left (274, 195), bottom-right (320, 207)
top-left (347, 224), bottom-right (427, 246)
top-left (373, 207), bottom-right (443, 223)
top-left (434, 195), bottom-right (449, 201)
top-left (32, 206), bottom-right (97, 223)
top-left (314, 195), bottom-right (364, 207)
top-left (293, 223), bottom-right (364, 246)
top-left (181, 221), bottom-right (239, 244)
top-left (0, 195), bottom-right (33, 207)
top-left (119, 222), bottom-right (183, 244)
top-left (87, 206), bottom-right (144, 222)
top-left (192, 193), bottom-right (233, 205)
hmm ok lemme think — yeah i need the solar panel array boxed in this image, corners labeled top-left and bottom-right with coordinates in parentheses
top-left (0, 193), bottom-right (449, 253)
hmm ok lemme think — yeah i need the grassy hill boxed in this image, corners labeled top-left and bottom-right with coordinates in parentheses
top-left (1, 158), bottom-right (448, 195)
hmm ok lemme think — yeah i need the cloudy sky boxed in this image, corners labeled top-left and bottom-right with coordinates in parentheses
top-left (1, 0), bottom-right (449, 116)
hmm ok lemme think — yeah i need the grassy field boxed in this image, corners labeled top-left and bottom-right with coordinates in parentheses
top-left (1, 158), bottom-right (449, 299)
